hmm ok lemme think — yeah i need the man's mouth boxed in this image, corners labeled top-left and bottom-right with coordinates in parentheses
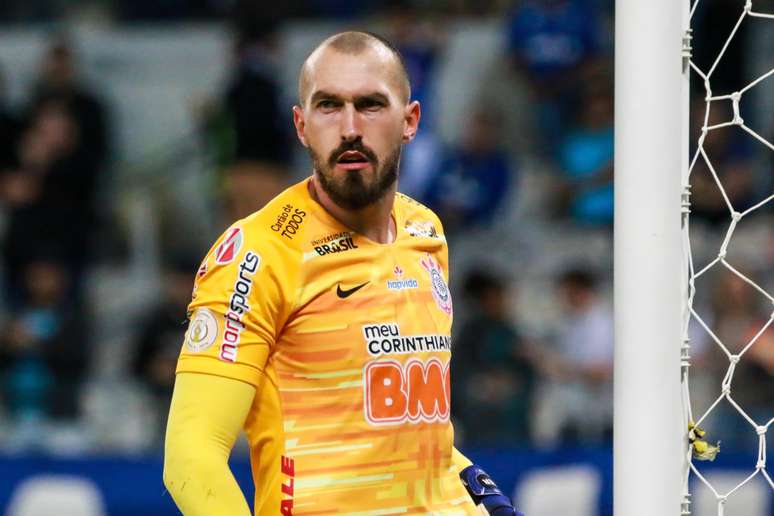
top-left (335, 151), bottom-right (371, 170)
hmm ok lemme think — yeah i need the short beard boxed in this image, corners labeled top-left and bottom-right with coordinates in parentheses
top-left (312, 142), bottom-right (401, 211)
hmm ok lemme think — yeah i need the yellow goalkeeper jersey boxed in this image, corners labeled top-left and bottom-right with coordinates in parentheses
top-left (176, 177), bottom-right (476, 515)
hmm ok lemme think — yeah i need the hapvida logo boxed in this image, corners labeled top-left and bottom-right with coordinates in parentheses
top-left (386, 278), bottom-right (419, 291)
top-left (386, 265), bottom-right (418, 291)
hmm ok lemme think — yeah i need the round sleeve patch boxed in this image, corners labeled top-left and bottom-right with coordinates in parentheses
top-left (184, 308), bottom-right (218, 352)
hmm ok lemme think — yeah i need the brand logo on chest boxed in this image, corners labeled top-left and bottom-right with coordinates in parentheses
top-left (386, 265), bottom-right (419, 291)
top-left (420, 254), bottom-right (452, 316)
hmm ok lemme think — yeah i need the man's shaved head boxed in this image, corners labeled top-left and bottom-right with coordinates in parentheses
top-left (292, 31), bottom-right (422, 213)
top-left (298, 31), bottom-right (411, 105)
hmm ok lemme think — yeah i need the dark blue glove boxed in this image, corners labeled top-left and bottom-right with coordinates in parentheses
top-left (460, 464), bottom-right (525, 516)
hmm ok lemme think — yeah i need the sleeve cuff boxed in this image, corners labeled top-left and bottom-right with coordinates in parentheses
top-left (176, 355), bottom-right (265, 389)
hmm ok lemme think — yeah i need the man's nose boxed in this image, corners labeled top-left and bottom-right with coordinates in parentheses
top-left (340, 104), bottom-right (361, 142)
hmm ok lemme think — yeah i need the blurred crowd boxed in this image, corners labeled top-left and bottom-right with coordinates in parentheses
top-left (0, 0), bottom-right (771, 455)
top-left (0, 38), bottom-right (109, 448)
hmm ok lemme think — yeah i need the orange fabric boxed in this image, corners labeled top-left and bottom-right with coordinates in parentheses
top-left (176, 178), bottom-right (477, 514)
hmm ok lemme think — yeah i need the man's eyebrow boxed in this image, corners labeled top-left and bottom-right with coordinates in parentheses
top-left (309, 91), bottom-right (391, 105)
top-left (309, 90), bottom-right (342, 105)
top-left (356, 92), bottom-right (390, 105)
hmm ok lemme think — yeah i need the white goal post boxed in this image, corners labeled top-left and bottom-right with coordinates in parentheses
top-left (616, 0), bottom-right (774, 513)
top-left (614, 0), bottom-right (686, 514)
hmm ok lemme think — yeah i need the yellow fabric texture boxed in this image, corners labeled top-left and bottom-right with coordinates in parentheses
top-left (173, 178), bottom-right (478, 514)
top-left (452, 447), bottom-right (474, 469)
top-left (163, 372), bottom-right (255, 516)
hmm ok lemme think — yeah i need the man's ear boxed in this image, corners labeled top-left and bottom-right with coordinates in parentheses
top-left (402, 100), bottom-right (421, 143)
top-left (293, 105), bottom-right (308, 147)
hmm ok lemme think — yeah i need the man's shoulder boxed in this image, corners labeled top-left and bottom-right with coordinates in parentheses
top-left (395, 192), bottom-right (446, 241)
top-left (205, 180), bottom-right (310, 271)
top-left (238, 179), bottom-right (312, 247)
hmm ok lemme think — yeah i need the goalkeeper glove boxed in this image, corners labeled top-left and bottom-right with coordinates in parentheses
top-left (460, 464), bottom-right (524, 516)
top-left (688, 422), bottom-right (720, 461)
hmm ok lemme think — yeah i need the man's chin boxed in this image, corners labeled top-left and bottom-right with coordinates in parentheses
top-left (327, 181), bottom-right (386, 211)
top-left (315, 156), bottom-right (398, 211)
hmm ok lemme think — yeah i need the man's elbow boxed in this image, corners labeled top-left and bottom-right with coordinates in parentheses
top-left (163, 442), bottom-right (204, 498)
top-left (163, 443), bottom-right (250, 516)
top-left (163, 444), bottom-right (185, 495)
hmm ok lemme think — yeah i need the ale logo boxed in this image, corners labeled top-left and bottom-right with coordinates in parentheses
top-left (279, 455), bottom-right (295, 516)
top-left (364, 358), bottom-right (450, 425)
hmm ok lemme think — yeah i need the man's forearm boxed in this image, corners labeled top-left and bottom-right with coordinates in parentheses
top-left (164, 443), bottom-right (251, 515)
top-left (164, 373), bottom-right (255, 515)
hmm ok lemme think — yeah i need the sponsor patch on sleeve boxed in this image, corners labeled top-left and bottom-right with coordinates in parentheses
top-left (219, 251), bottom-right (261, 362)
top-left (184, 308), bottom-right (218, 352)
top-left (215, 227), bottom-right (244, 265)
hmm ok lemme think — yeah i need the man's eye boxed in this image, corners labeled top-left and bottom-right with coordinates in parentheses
top-left (318, 100), bottom-right (338, 109)
top-left (359, 100), bottom-right (384, 110)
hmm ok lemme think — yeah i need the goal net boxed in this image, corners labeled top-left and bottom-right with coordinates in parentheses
top-left (681, 1), bottom-right (774, 514)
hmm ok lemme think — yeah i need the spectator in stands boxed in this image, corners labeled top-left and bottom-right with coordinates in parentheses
top-left (689, 99), bottom-right (757, 225)
top-left (691, 0), bottom-right (749, 99)
top-left (213, 17), bottom-right (290, 167)
top-left (303, 0), bottom-right (384, 19)
top-left (29, 37), bottom-right (109, 170)
top-left (118, 0), bottom-right (230, 20)
top-left (1, 38), bottom-right (109, 303)
top-left (506, 0), bottom-right (604, 152)
top-left (768, 222), bottom-right (774, 290)
top-left (0, 65), bottom-right (21, 171)
top-left (422, 110), bottom-right (514, 233)
top-left (0, 255), bottom-right (88, 431)
top-left (1, 98), bottom-right (97, 302)
top-left (223, 161), bottom-right (287, 222)
top-left (452, 268), bottom-right (536, 446)
top-left (131, 257), bottom-right (195, 443)
top-left (381, 0), bottom-right (445, 126)
top-left (0, 0), bottom-right (64, 22)
top-left (554, 78), bottom-right (613, 225)
top-left (542, 267), bottom-right (613, 444)
top-left (702, 271), bottom-right (774, 450)
top-left (381, 1), bottom-right (449, 201)
top-left (198, 13), bottom-right (293, 226)
top-left (397, 129), bottom-right (444, 201)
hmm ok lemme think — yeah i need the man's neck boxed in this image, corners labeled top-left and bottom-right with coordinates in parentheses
top-left (309, 173), bottom-right (396, 244)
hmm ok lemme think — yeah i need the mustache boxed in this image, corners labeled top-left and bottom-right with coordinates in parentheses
top-left (328, 140), bottom-right (378, 167)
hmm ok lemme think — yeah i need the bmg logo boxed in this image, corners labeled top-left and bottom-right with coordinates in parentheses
top-left (363, 358), bottom-right (450, 426)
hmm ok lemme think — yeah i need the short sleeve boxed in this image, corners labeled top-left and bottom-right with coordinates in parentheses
top-left (176, 222), bottom-right (295, 387)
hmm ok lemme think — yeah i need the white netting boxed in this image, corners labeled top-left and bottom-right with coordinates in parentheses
top-left (681, 1), bottom-right (774, 514)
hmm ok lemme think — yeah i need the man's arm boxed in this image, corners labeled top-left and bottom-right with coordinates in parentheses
top-left (163, 372), bottom-right (255, 516)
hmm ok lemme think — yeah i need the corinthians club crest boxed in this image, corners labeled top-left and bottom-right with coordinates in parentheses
top-left (420, 254), bottom-right (452, 316)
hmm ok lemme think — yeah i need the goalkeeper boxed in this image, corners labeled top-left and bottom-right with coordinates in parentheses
top-left (163, 31), bottom-right (524, 515)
